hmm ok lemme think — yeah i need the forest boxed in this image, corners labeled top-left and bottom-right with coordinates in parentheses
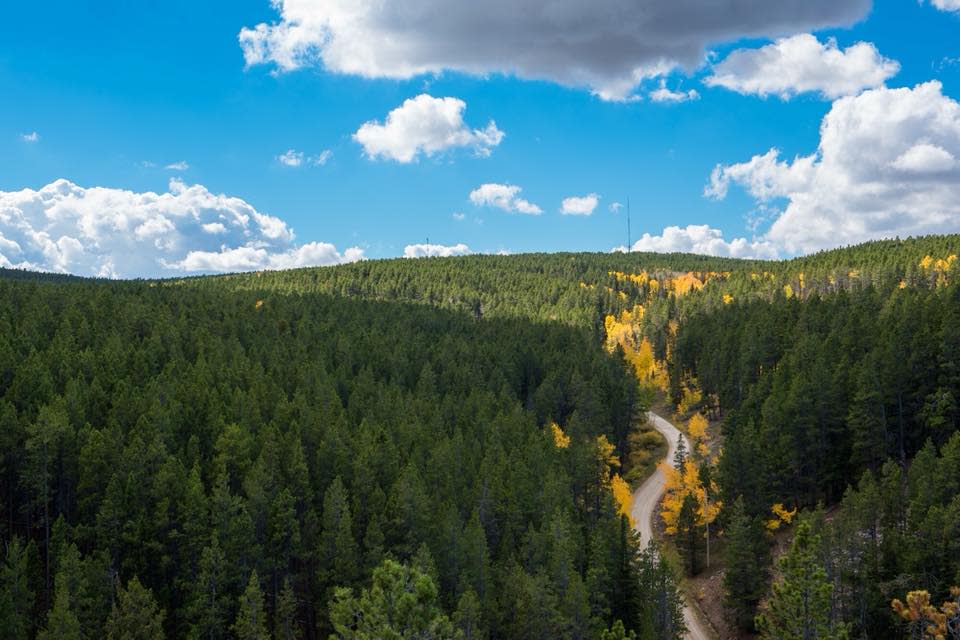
top-left (0, 277), bottom-right (684, 639)
top-left (2, 234), bottom-right (959, 639)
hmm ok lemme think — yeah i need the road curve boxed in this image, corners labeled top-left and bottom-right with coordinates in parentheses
top-left (630, 411), bottom-right (713, 640)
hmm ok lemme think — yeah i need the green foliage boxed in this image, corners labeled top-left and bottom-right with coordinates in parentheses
top-left (328, 558), bottom-right (458, 640)
top-left (756, 521), bottom-right (846, 640)
top-left (722, 497), bottom-right (770, 630)
top-left (0, 537), bottom-right (34, 640)
top-left (106, 576), bottom-right (166, 640)
top-left (232, 571), bottom-right (269, 640)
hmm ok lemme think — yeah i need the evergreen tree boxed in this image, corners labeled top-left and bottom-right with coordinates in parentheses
top-left (186, 536), bottom-right (229, 640)
top-left (105, 576), bottom-right (166, 640)
top-left (722, 497), bottom-right (770, 630)
top-left (675, 493), bottom-right (699, 576)
top-left (274, 576), bottom-right (301, 640)
top-left (600, 620), bottom-right (637, 640)
top-left (319, 477), bottom-right (359, 591)
top-left (232, 571), bottom-right (270, 640)
top-left (328, 558), bottom-right (457, 640)
top-left (672, 435), bottom-right (687, 471)
top-left (453, 588), bottom-right (485, 640)
top-left (756, 521), bottom-right (846, 640)
top-left (0, 537), bottom-right (35, 640)
top-left (37, 569), bottom-right (81, 640)
top-left (637, 543), bottom-right (686, 640)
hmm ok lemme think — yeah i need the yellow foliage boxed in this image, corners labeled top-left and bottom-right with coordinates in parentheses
top-left (677, 383), bottom-right (702, 415)
top-left (255, 299), bottom-right (264, 310)
top-left (783, 284), bottom-right (794, 299)
top-left (764, 502), bottom-right (798, 531)
top-left (660, 459), bottom-right (721, 535)
top-left (848, 269), bottom-right (860, 279)
top-left (920, 255), bottom-right (935, 270)
top-left (610, 473), bottom-right (634, 526)
top-left (722, 293), bottom-right (734, 304)
top-left (891, 587), bottom-right (960, 640)
top-left (597, 435), bottom-right (619, 471)
top-left (649, 279), bottom-right (660, 293)
top-left (688, 414), bottom-right (710, 459)
top-left (670, 272), bottom-right (704, 297)
top-left (551, 422), bottom-right (571, 449)
top-left (688, 414), bottom-right (708, 439)
top-left (899, 280), bottom-right (907, 289)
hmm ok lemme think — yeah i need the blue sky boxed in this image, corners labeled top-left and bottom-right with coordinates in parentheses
top-left (1, 1), bottom-right (959, 276)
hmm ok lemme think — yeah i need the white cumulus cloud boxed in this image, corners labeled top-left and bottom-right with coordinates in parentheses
top-left (165, 160), bottom-right (190, 171)
top-left (20, 132), bottom-right (39, 143)
top-left (0, 178), bottom-right (362, 278)
top-left (560, 194), bottom-right (599, 215)
top-left (239, 0), bottom-right (868, 101)
top-left (469, 183), bottom-right (541, 215)
top-left (354, 94), bottom-right (503, 163)
top-left (278, 149), bottom-right (332, 167)
top-left (403, 242), bottom-right (471, 258)
top-left (705, 34), bottom-right (899, 100)
top-left (930, 0), bottom-right (960, 12)
top-left (649, 80), bottom-right (700, 103)
top-left (706, 81), bottom-right (960, 255)
top-left (619, 224), bottom-right (778, 259)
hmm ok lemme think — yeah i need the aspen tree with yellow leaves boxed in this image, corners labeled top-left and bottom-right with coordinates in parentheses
top-left (891, 587), bottom-right (960, 640)
top-left (659, 457), bottom-right (721, 575)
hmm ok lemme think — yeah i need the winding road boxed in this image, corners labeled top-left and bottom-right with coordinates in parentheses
top-left (630, 411), bottom-right (713, 640)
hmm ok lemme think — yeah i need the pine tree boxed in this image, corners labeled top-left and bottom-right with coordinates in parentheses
top-left (600, 620), bottom-right (637, 640)
top-left (232, 571), bottom-right (270, 640)
top-left (672, 435), bottom-right (687, 471)
top-left (756, 521), bottom-right (847, 640)
top-left (318, 477), bottom-right (359, 591)
top-left (274, 577), bottom-right (301, 640)
top-left (0, 537), bottom-right (35, 640)
top-left (676, 493), bottom-right (699, 576)
top-left (105, 576), bottom-right (166, 640)
top-left (37, 568), bottom-right (81, 640)
top-left (186, 536), bottom-right (229, 640)
top-left (453, 588), bottom-right (485, 640)
top-left (328, 558), bottom-right (458, 640)
top-left (723, 497), bottom-right (770, 630)
top-left (637, 542), bottom-right (685, 640)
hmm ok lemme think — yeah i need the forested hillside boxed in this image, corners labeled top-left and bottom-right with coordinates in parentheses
top-left (2, 234), bottom-right (959, 639)
top-left (0, 279), bottom-right (682, 639)
top-left (194, 233), bottom-right (960, 638)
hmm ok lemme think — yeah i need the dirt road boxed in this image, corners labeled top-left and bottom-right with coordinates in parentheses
top-left (629, 411), bottom-right (713, 640)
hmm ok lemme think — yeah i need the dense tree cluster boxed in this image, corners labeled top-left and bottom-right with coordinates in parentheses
top-left (0, 276), bottom-right (690, 638)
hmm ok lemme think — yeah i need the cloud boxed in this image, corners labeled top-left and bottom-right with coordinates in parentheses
top-left (930, 0), bottom-right (960, 12)
top-left (560, 193), bottom-right (599, 215)
top-left (452, 212), bottom-right (466, 221)
top-left (705, 34), bottom-right (899, 99)
top-left (239, 0), bottom-right (869, 101)
top-left (469, 183), bottom-right (541, 215)
top-left (278, 149), bottom-right (333, 167)
top-left (165, 161), bottom-right (190, 171)
top-left (618, 224), bottom-right (778, 259)
top-left (403, 242), bottom-right (471, 258)
top-left (609, 202), bottom-right (623, 213)
top-left (353, 94), bottom-right (503, 163)
top-left (0, 178), bottom-right (362, 278)
top-left (707, 81), bottom-right (960, 255)
top-left (278, 149), bottom-right (305, 167)
top-left (20, 132), bottom-right (39, 143)
top-left (649, 80), bottom-right (700, 103)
